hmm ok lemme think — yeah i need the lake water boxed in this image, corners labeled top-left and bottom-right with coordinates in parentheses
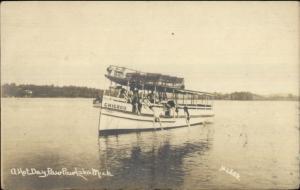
top-left (1, 98), bottom-right (299, 189)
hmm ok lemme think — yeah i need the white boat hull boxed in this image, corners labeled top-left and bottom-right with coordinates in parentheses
top-left (97, 108), bottom-right (214, 135)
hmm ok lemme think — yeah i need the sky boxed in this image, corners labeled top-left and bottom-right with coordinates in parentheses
top-left (1, 1), bottom-right (299, 95)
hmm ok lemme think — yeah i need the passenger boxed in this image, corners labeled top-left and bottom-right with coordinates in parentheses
top-left (144, 97), bottom-right (150, 105)
top-left (164, 102), bottom-right (171, 117)
top-left (165, 100), bottom-right (176, 117)
top-left (175, 107), bottom-right (179, 118)
top-left (127, 91), bottom-right (133, 103)
top-left (132, 88), bottom-right (140, 115)
top-left (158, 92), bottom-right (163, 102)
top-left (147, 91), bottom-right (155, 104)
top-left (94, 95), bottom-right (102, 104)
top-left (183, 106), bottom-right (190, 126)
top-left (95, 95), bottom-right (101, 101)
top-left (138, 98), bottom-right (143, 114)
top-left (170, 107), bottom-right (176, 118)
top-left (149, 105), bottom-right (163, 130)
top-left (119, 88), bottom-right (128, 99)
top-left (131, 95), bottom-right (138, 114)
top-left (155, 92), bottom-right (160, 103)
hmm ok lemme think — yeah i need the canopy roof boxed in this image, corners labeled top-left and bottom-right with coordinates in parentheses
top-left (105, 65), bottom-right (212, 96)
top-left (125, 72), bottom-right (184, 85)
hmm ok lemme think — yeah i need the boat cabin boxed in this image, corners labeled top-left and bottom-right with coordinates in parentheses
top-left (95, 65), bottom-right (213, 117)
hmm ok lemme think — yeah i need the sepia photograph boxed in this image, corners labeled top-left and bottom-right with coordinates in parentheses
top-left (1, 1), bottom-right (299, 189)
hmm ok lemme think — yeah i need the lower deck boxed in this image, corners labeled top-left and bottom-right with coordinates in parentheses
top-left (95, 96), bottom-right (214, 135)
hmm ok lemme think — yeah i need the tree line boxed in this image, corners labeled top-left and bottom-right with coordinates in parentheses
top-left (1, 83), bottom-right (298, 101)
top-left (1, 83), bottom-right (103, 98)
top-left (213, 92), bottom-right (298, 101)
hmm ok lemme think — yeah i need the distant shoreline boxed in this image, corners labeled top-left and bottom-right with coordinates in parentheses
top-left (1, 83), bottom-right (299, 101)
top-left (1, 97), bottom-right (298, 102)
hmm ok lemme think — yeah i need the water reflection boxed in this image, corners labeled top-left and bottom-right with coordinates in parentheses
top-left (98, 126), bottom-right (214, 189)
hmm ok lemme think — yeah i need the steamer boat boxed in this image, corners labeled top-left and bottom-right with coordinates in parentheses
top-left (94, 65), bottom-right (214, 135)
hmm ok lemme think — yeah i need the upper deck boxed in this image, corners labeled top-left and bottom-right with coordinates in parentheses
top-left (105, 65), bottom-right (213, 97)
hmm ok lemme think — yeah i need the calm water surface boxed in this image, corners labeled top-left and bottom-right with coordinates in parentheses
top-left (1, 98), bottom-right (299, 189)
